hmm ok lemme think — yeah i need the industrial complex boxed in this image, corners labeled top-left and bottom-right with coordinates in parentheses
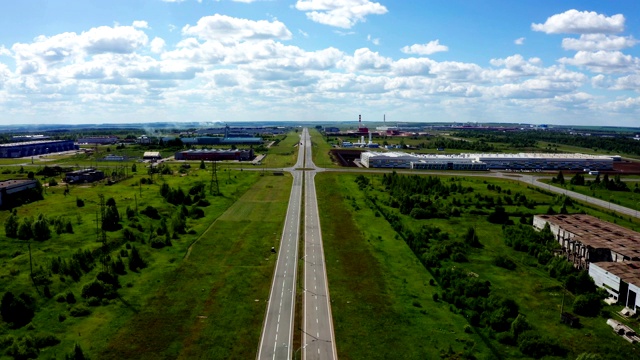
top-left (0, 179), bottom-right (38, 207)
top-left (360, 151), bottom-right (617, 171)
top-left (174, 148), bottom-right (254, 161)
top-left (0, 140), bottom-right (77, 158)
top-left (533, 214), bottom-right (640, 313)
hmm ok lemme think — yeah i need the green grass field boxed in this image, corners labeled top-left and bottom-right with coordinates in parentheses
top-left (100, 173), bottom-right (291, 359)
top-left (316, 173), bottom-right (494, 359)
top-left (317, 172), bottom-right (640, 359)
top-left (261, 131), bottom-right (301, 168)
top-left (0, 165), bottom-right (290, 359)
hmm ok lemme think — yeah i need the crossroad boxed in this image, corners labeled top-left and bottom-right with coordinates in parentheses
top-left (257, 128), bottom-right (336, 360)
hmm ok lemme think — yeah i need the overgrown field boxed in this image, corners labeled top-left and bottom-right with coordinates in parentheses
top-left (317, 172), bottom-right (640, 359)
top-left (0, 164), bottom-right (289, 359)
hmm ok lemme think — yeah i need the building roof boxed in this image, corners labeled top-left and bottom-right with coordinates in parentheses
top-left (362, 151), bottom-right (615, 161)
top-left (143, 152), bottom-right (161, 157)
top-left (593, 262), bottom-right (640, 288)
top-left (0, 179), bottom-right (36, 190)
top-left (537, 214), bottom-right (640, 260)
top-left (0, 140), bottom-right (71, 148)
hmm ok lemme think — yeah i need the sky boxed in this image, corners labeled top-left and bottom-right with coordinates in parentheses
top-left (0, 1), bottom-right (639, 126)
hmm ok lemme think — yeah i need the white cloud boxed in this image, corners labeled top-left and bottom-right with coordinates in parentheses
top-left (559, 50), bottom-right (639, 73)
top-left (367, 34), bottom-right (380, 46)
top-left (401, 40), bottom-right (448, 55)
top-left (532, 9), bottom-right (625, 34)
top-left (562, 34), bottom-right (638, 51)
top-left (295, 0), bottom-right (388, 29)
top-left (132, 20), bottom-right (149, 29)
top-left (338, 48), bottom-right (391, 73)
top-left (182, 14), bottom-right (292, 43)
top-left (298, 29), bottom-right (309, 38)
top-left (514, 37), bottom-right (525, 45)
top-left (0, 46), bottom-right (12, 56)
top-left (150, 37), bottom-right (166, 53)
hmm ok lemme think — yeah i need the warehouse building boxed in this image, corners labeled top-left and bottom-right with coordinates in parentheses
top-left (177, 137), bottom-right (263, 146)
top-left (174, 149), bottom-right (254, 161)
top-left (360, 151), bottom-right (615, 170)
top-left (0, 140), bottom-right (76, 158)
top-left (589, 262), bottom-right (640, 312)
top-left (65, 169), bottom-right (105, 183)
top-left (76, 136), bottom-right (119, 144)
top-left (533, 214), bottom-right (640, 269)
top-left (143, 152), bottom-right (162, 161)
top-left (533, 214), bottom-right (640, 312)
top-left (0, 180), bottom-right (38, 207)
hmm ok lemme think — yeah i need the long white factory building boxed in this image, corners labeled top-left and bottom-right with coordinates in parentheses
top-left (360, 151), bottom-right (617, 171)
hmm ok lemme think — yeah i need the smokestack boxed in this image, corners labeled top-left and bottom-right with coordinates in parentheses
top-left (384, 114), bottom-right (386, 123)
top-left (361, 136), bottom-right (365, 144)
top-left (369, 132), bottom-right (372, 144)
top-left (359, 114), bottom-right (362, 128)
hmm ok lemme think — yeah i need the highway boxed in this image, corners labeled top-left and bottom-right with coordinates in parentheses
top-left (257, 133), bottom-right (305, 360)
top-left (301, 129), bottom-right (337, 360)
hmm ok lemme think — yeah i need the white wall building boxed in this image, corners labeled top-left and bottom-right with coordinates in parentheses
top-left (589, 262), bottom-right (640, 312)
top-left (360, 151), bottom-right (615, 170)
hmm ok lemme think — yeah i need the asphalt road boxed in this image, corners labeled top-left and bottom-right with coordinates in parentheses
top-left (257, 133), bottom-right (305, 360)
top-left (301, 129), bottom-right (337, 360)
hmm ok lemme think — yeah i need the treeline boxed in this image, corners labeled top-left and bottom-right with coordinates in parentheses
top-left (431, 137), bottom-right (495, 152)
top-left (568, 173), bottom-right (636, 192)
top-left (452, 131), bottom-right (537, 148)
top-left (456, 130), bottom-right (640, 156)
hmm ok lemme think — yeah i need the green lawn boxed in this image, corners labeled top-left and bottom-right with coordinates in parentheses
top-left (317, 172), bottom-right (640, 359)
top-left (0, 166), bottom-right (285, 359)
top-left (101, 173), bottom-right (291, 359)
top-left (317, 173), bottom-right (494, 359)
top-left (262, 131), bottom-right (301, 168)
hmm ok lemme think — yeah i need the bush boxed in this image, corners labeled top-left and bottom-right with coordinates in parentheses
top-left (141, 205), bottom-right (160, 219)
top-left (573, 294), bottom-right (602, 317)
top-left (69, 305), bottom-right (91, 317)
top-left (1, 291), bottom-right (36, 328)
top-left (518, 331), bottom-right (566, 358)
top-left (493, 257), bottom-right (516, 270)
top-left (34, 333), bottom-right (60, 348)
top-left (76, 198), bottom-right (85, 207)
top-left (66, 292), bottom-right (76, 304)
top-left (6, 335), bottom-right (39, 360)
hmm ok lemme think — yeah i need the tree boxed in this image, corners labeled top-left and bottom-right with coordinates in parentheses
top-left (66, 343), bottom-right (87, 360)
top-left (32, 214), bottom-right (51, 241)
top-left (556, 171), bottom-right (565, 185)
top-left (131, 163), bottom-right (137, 172)
top-left (200, 160), bottom-right (205, 169)
top-left (573, 294), bottom-right (602, 317)
top-left (5, 213), bottom-right (19, 238)
top-left (102, 204), bottom-right (121, 231)
top-left (17, 217), bottom-right (34, 240)
top-left (128, 246), bottom-right (146, 271)
top-left (1, 291), bottom-right (36, 328)
top-left (463, 227), bottom-right (481, 248)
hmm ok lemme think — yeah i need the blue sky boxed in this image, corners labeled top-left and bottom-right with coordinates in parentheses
top-left (0, 0), bottom-right (639, 126)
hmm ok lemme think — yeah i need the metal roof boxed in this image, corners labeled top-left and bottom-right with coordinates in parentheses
top-left (538, 214), bottom-right (640, 260)
top-left (593, 261), bottom-right (640, 288)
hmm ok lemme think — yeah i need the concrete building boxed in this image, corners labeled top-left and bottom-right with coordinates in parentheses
top-left (174, 149), bottom-right (254, 161)
top-left (103, 154), bottom-right (126, 161)
top-left (0, 180), bottom-right (38, 207)
top-left (143, 152), bottom-right (162, 161)
top-left (0, 140), bottom-right (76, 158)
top-left (76, 136), bottom-right (119, 145)
top-left (361, 152), bottom-right (487, 170)
top-left (65, 169), bottom-right (105, 183)
top-left (533, 214), bottom-right (640, 269)
top-left (589, 262), bottom-right (640, 312)
top-left (177, 136), bottom-right (263, 146)
top-left (360, 151), bottom-right (615, 170)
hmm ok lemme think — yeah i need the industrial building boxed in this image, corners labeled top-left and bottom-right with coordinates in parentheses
top-left (65, 169), bottom-right (105, 183)
top-left (0, 180), bottom-right (38, 207)
top-left (174, 149), bottom-right (254, 161)
top-left (76, 136), bottom-right (119, 145)
top-left (360, 151), bottom-right (615, 170)
top-left (178, 137), bottom-right (263, 146)
top-left (143, 152), bottom-right (162, 161)
top-left (589, 262), bottom-right (640, 313)
top-left (533, 214), bottom-right (640, 312)
top-left (0, 140), bottom-right (76, 158)
top-left (533, 214), bottom-right (640, 268)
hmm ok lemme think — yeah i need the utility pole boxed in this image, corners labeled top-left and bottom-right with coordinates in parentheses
top-left (210, 160), bottom-right (219, 195)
